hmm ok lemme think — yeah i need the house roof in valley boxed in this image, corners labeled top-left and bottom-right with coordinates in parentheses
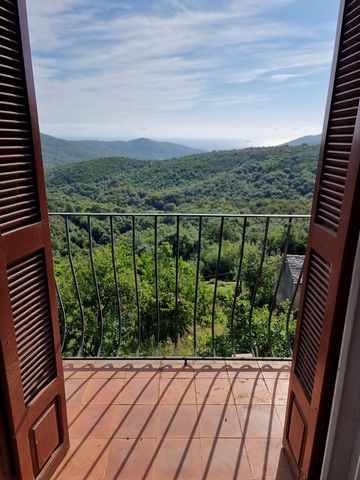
top-left (286, 255), bottom-right (305, 285)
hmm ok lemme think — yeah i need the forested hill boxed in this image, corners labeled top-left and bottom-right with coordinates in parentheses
top-left (46, 144), bottom-right (319, 214)
top-left (283, 134), bottom-right (321, 146)
top-left (41, 133), bottom-right (203, 168)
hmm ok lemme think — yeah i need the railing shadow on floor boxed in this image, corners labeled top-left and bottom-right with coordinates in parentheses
top-left (55, 359), bottom-right (293, 479)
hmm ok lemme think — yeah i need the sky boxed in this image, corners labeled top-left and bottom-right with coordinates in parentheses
top-left (27, 0), bottom-right (339, 150)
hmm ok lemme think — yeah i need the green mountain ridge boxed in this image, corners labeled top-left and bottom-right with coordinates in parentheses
top-left (41, 133), bottom-right (204, 168)
top-left (282, 134), bottom-right (321, 146)
top-left (46, 144), bottom-right (319, 215)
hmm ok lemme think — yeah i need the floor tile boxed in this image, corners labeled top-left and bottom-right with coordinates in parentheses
top-left (52, 438), bottom-right (110, 480)
top-left (125, 369), bottom-right (161, 381)
top-left (201, 438), bottom-right (253, 480)
top-left (160, 360), bottom-right (194, 378)
top-left (275, 405), bottom-right (287, 428)
top-left (195, 378), bottom-right (234, 404)
top-left (67, 404), bottom-right (118, 439)
top-left (64, 378), bottom-right (89, 406)
top-left (237, 405), bottom-right (283, 438)
top-left (119, 376), bottom-right (160, 404)
top-left (104, 438), bottom-right (155, 480)
top-left (265, 378), bottom-right (290, 405)
top-left (154, 438), bottom-right (203, 480)
top-left (193, 360), bottom-right (229, 378)
top-left (81, 378), bottom-right (124, 405)
top-left (126, 360), bottom-right (161, 370)
top-left (114, 404), bottom-right (158, 438)
top-left (258, 361), bottom-right (291, 379)
top-left (159, 378), bottom-right (197, 404)
top-left (157, 404), bottom-right (199, 438)
top-left (63, 361), bottom-right (94, 379)
top-left (198, 404), bottom-right (242, 438)
top-left (125, 361), bottom-right (161, 379)
top-left (59, 360), bottom-right (290, 479)
top-left (232, 377), bottom-right (273, 404)
top-left (246, 438), bottom-right (292, 479)
top-left (91, 361), bottom-right (128, 379)
top-left (226, 361), bottom-right (261, 378)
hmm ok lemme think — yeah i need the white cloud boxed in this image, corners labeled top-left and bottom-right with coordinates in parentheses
top-left (271, 73), bottom-right (301, 81)
top-left (26, 0), bottom-right (336, 142)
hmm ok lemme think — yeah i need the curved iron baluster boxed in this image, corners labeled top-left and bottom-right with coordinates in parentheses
top-left (267, 218), bottom-right (292, 356)
top-left (230, 216), bottom-right (247, 356)
top-left (88, 216), bottom-right (104, 357)
top-left (174, 216), bottom-right (180, 352)
top-left (211, 216), bottom-right (225, 356)
top-left (110, 216), bottom-right (122, 356)
top-left (55, 279), bottom-right (67, 352)
top-left (248, 217), bottom-right (270, 356)
top-left (154, 216), bottom-right (161, 354)
top-left (193, 216), bottom-right (202, 355)
top-left (286, 260), bottom-right (305, 356)
top-left (132, 216), bottom-right (141, 354)
top-left (64, 216), bottom-right (85, 357)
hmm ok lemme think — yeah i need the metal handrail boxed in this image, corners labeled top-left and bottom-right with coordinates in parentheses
top-left (50, 212), bottom-right (310, 359)
top-left (49, 212), bottom-right (310, 218)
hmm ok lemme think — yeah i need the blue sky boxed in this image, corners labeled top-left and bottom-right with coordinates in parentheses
top-left (27, 0), bottom-right (339, 149)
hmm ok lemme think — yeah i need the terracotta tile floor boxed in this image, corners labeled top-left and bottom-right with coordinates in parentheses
top-left (53, 359), bottom-right (293, 480)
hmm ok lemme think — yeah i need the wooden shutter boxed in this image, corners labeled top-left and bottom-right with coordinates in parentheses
top-left (0, 392), bottom-right (14, 479)
top-left (283, 1), bottom-right (360, 478)
top-left (0, 1), bottom-right (69, 479)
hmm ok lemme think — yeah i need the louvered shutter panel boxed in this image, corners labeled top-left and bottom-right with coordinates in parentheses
top-left (283, 1), bottom-right (360, 478)
top-left (0, 1), bottom-right (69, 479)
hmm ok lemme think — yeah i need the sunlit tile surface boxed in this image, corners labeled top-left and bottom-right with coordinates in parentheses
top-left (52, 359), bottom-right (293, 480)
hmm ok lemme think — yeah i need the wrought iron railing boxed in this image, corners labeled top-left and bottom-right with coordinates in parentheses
top-left (49, 212), bottom-right (310, 360)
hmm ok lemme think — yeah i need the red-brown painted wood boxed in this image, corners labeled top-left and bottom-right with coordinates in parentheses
top-left (0, 1), bottom-right (69, 479)
top-left (283, 1), bottom-right (360, 478)
top-left (0, 380), bottom-right (14, 480)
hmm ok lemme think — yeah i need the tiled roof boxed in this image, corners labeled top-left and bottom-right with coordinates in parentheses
top-left (286, 255), bottom-right (305, 284)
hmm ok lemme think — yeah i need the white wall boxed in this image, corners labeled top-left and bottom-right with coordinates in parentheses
top-left (321, 233), bottom-right (360, 480)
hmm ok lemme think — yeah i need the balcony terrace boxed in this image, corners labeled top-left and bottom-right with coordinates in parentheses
top-left (2, 1), bottom-right (359, 479)
top-left (47, 212), bottom-right (304, 479)
top-left (53, 359), bottom-right (292, 480)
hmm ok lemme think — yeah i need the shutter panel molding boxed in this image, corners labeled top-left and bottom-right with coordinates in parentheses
top-left (0, 1), bottom-right (69, 479)
top-left (283, 1), bottom-right (360, 479)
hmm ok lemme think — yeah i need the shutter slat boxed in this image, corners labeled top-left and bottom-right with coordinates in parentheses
top-left (345, 0), bottom-right (360, 18)
top-left (0, 4), bottom-right (40, 234)
top-left (295, 253), bottom-right (331, 400)
top-left (11, 290), bottom-right (48, 319)
top-left (17, 326), bottom-right (50, 357)
top-left (318, 193), bottom-right (342, 208)
top-left (15, 302), bottom-right (48, 334)
top-left (0, 212), bottom-right (39, 233)
top-left (7, 252), bottom-right (56, 406)
top-left (10, 282), bottom-right (47, 312)
top-left (326, 149), bottom-right (350, 160)
top-left (18, 328), bottom-right (52, 361)
top-left (0, 192), bottom-right (36, 207)
top-left (9, 265), bottom-right (45, 293)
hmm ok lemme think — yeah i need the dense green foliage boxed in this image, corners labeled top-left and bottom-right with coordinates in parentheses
top-left (46, 144), bottom-right (319, 215)
top-left (48, 143), bottom-right (316, 357)
top-left (55, 233), bottom-right (298, 358)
